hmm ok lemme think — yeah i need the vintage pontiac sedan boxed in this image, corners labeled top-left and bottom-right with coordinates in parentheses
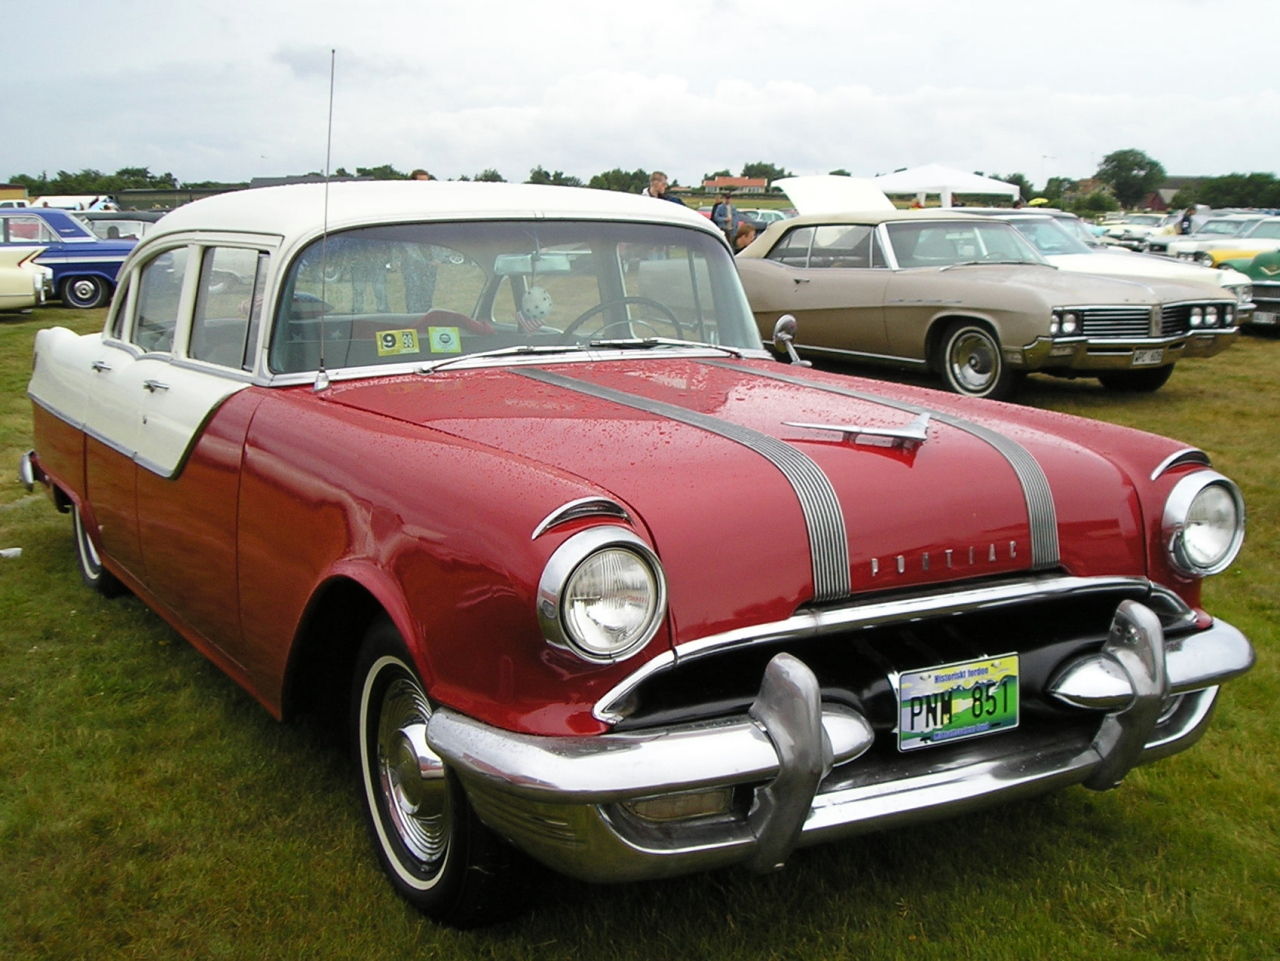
top-left (22, 182), bottom-right (1253, 926)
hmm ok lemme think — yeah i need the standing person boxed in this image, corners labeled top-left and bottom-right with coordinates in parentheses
top-left (1179, 206), bottom-right (1196, 234)
top-left (732, 221), bottom-right (758, 253)
top-left (410, 169), bottom-right (435, 181)
top-left (642, 171), bottom-right (686, 205)
top-left (711, 190), bottom-right (736, 242)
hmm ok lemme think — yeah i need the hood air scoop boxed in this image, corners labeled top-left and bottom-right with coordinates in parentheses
top-left (785, 413), bottom-right (931, 450)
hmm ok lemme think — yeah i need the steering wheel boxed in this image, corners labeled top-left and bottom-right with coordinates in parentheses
top-left (561, 296), bottom-right (685, 340)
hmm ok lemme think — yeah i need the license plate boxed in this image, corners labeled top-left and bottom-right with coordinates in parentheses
top-left (896, 654), bottom-right (1019, 752)
top-left (1252, 310), bottom-right (1277, 326)
top-left (1133, 348), bottom-right (1164, 366)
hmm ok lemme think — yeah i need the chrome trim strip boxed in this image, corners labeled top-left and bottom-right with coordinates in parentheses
top-left (531, 497), bottom-right (631, 540)
top-left (594, 574), bottom-right (1154, 723)
top-left (1150, 447), bottom-right (1211, 481)
top-left (516, 367), bottom-right (852, 602)
top-left (707, 360), bottom-right (1060, 569)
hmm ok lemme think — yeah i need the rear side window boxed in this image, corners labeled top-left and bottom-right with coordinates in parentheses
top-left (133, 249), bottom-right (189, 353)
top-left (191, 248), bottom-right (268, 371)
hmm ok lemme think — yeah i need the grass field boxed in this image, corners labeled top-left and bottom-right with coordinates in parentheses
top-left (1, 306), bottom-right (1277, 961)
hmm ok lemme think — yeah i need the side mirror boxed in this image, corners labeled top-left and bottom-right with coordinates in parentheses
top-left (771, 314), bottom-right (811, 367)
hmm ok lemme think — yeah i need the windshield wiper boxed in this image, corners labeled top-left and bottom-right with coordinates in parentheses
top-left (418, 343), bottom-right (584, 374)
top-left (586, 337), bottom-right (745, 357)
top-left (940, 259), bottom-right (1048, 270)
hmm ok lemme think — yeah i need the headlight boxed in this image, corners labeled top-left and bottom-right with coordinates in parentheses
top-left (1051, 310), bottom-right (1079, 336)
top-left (1189, 306), bottom-right (1203, 327)
top-left (1162, 472), bottom-right (1245, 577)
top-left (1204, 305), bottom-right (1219, 326)
top-left (538, 526), bottom-right (666, 662)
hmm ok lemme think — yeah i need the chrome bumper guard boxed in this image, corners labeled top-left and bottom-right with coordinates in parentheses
top-left (427, 602), bottom-right (1252, 884)
top-left (18, 450), bottom-right (41, 492)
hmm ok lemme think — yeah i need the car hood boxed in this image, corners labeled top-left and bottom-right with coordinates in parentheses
top-left (900, 262), bottom-right (1213, 304)
top-left (1045, 252), bottom-right (1248, 290)
top-left (320, 358), bottom-right (1168, 642)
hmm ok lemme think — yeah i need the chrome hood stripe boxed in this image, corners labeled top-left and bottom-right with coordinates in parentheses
top-left (708, 361), bottom-right (1061, 569)
top-left (516, 367), bottom-right (853, 601)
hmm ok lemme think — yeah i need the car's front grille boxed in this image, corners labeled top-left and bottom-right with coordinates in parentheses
top-left (607, 577), bottom-right (1193, 733)
top-left (1079, 307), bottom-right (1152, 338)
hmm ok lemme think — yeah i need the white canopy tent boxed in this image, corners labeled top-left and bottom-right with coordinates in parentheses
top-left (872, 164), bottom-right (1021, 208)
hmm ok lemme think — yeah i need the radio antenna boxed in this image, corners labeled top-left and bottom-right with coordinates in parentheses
top-left (315, 47), bottom-right (336, 391)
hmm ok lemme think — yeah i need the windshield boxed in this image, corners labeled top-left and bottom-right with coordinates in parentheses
top-left (885, 220), bottom-right (1045, 268)
top-left (1197, 219), bottom-right (1254, 236)
top-left (1007, 218), bottom-right (1094, 256)
top-left (1246, 220), bottom-right (1280, 240)
top-left (271, 220), bottom-right (759, 374)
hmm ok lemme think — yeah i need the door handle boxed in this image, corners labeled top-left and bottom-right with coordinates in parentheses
top-left (142, 379), bottom-right (170, 393)
top-left (91, 360), bottom-right (112, 372)
top-left (793, 278), bottom-right (810, 285)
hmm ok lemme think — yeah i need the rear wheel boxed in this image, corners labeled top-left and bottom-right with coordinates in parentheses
top-left (72, 503), bottom-right (124, 596)
top-left (1098, 365), bottom-right (1174, 392)
top-left (939, 321), bottom-right (1019, 400)
top-left (61, 275), bottom-right (110, 309)
top-left (352, 619), bottom-right (524, 926)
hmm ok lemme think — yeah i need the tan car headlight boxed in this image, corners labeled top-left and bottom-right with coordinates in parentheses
top-left (538, 526), bottom-right (666, 662)
top-left (1163, 472), bottom-right (1245, 576)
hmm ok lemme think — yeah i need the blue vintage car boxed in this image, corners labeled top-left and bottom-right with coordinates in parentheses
top-left (0, 207), bottom-right (137, 307)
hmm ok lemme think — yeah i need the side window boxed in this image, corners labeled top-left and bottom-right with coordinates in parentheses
top-left (810, 224), bottom-right (875, 268)
top-left (192, 248), bottom-right (268, 370)
top-left (765, 226), bottom-right (815, 267)
top-left (1, 215), bottom-right (52, 243)
top-left (133, 248), bottom-right (189, 353)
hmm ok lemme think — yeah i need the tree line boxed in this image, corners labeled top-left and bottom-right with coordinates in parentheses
top-left (7, 154), bottom-right (1277, 210)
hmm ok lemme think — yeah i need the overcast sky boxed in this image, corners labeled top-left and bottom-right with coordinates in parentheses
top-left (6, 0), bottom-right (1277, 190)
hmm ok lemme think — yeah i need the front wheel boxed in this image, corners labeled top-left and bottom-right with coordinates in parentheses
top-left (1098, 365), bottom-right (1174, 392)
top-left (939, 322), bottom-right (1019, 400)
top-left (61, 275), bottom-right (111, 309)
top-left (352, 620), bottom-right (524, 926)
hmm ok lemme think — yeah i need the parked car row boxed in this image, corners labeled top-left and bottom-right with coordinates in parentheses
top-left (20, 181), bottom-right (1254, 926)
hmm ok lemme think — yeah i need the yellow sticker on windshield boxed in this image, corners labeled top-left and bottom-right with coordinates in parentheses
top-left (376, 329), bottom-right (421, 356)
top-left (427, 326), bottom-right (462, 354)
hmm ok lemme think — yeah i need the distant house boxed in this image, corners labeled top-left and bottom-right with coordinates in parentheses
top-left (702, 176), bottom-right (769, 195)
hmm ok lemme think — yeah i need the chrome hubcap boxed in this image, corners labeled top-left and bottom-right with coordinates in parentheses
top-left (950, 333), bottom-right (997, 392)
top-left (376, 676), bottom-right (449, 866)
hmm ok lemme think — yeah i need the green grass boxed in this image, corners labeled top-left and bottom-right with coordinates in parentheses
top-left (1, 307), bottom-right (1277, 960)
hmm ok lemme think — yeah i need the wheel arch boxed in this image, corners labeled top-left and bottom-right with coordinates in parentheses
top-left (925, 312), bottom-right (1001, 372)
top-left (281, 568), bottom-right (422, 724)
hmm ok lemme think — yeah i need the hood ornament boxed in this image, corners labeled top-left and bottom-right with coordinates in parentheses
top-left (785, 412), bottom-right (931, 449)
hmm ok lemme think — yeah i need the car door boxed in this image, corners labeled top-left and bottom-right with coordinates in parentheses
top-left (755, 223), bottom-right (891, 357)
top-left (89, 241), bottom-right (267, 663)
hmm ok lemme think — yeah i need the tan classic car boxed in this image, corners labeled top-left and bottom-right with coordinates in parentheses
top-left (737, 210), bottom-right (1239, 399)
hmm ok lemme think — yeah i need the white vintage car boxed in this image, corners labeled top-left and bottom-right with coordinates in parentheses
top-left (959, 210), bottom-right (1253, 309)
top-left (1157, 214), bottom-right (1269, 258)
top-left (0, 245), bottom-right (52, 311)
top-left (1173, 217), bottom-right (1280, 264)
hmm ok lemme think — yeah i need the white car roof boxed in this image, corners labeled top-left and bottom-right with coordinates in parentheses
top-left (149, 181), bottom-right (719, 242)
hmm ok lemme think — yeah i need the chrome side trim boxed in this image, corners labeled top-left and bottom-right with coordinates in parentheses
top-left (1149, 447), bottom-right (1211, 482)
top-left (531, 497), bottom-right (630, 540)
top-left (516, 367), bottom-right (851, 601)
top-left (707, 361), bottom-right (1060, 569)
top-left (594, 574), bottom-right (1154, 723)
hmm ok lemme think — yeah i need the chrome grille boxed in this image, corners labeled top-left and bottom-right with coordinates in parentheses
top-left (1079, 307), bottom-right (1152, 338)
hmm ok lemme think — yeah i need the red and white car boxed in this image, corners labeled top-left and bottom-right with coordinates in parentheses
top-left (22, 182), bottom-right (1253, 926)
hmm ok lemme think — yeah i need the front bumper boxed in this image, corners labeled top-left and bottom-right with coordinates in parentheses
top-left (1011, 329), bottom-right (1237, 372)
top-left (427, 599), bottom-right (1252, 883)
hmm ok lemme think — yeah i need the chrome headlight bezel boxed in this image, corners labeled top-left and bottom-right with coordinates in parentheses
top-left (537, 525), bottom-right (667, 663)
top-left (1162, 471), bottom-right (1245, 577)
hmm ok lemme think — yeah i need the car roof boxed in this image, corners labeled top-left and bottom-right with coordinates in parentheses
top-left (765, 208), bottom-right (989, 228)
top-left (147, 181), bottom-right (721, 243)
